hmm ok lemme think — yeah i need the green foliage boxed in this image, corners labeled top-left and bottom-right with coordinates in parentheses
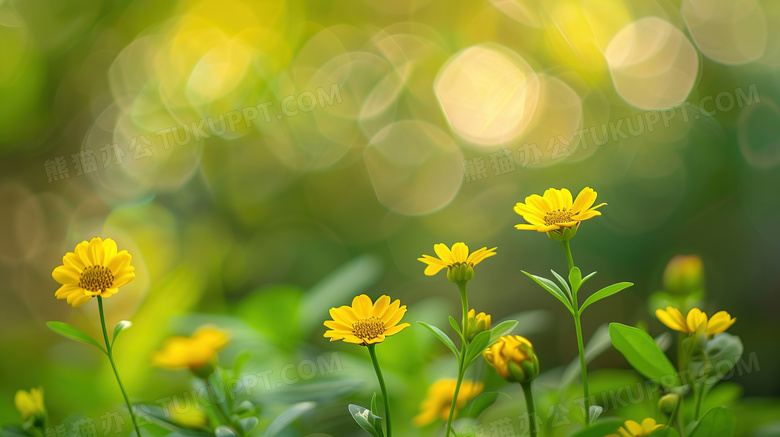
top-left (348, 404), bottom-right (384, 437)
top-left (609, 323), bottom-right (679, 387)
top-left (46, 321), bottom-right (105, 353)
top-left (688, 407), bottom-right (736, 437)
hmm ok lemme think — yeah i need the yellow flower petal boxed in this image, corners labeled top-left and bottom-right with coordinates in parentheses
top-left (433, 243), bottom-right (454, 264)
top-left (571, 187), bottom-right (597, 213)
top-left (686, 308), bottom-right (708, 333)
top-left (52, 265), bottom-right (80, 285)
top-left (352, 294), bottom-right (373, 318)
top-left (656, 307), bottom-right (688, 333)
top-left (706, 311), bottom-right (736, 336)
top-left (324, 295), bottom-right (408, 346)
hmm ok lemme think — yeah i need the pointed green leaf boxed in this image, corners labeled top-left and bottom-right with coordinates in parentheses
top-left (488, 320), bottom-right (518, 344)
top-left (551, 269), bottom-right (572, 300)
top-left (580, 282), bottom-right (633, 314)
top-left (689, 407), bottom-right (735, 437)
top-left (238, 417), bottom-right (258, 435)
top-left (418, 322), bottom-right (459, 357)
top-left (609, 323), bottom-right (679, 387)
top-left (522, 271), bottom-right (574, 314)
top-left (569, 267), bottom-right (582, 292)
top-left (464, 330), bottom-right (491, 368)
top-left (263, 402), bottom-right (315, 437)
top-left (448, 316), bottom-right (462, 335)
top-left (111, 321), bottom-right (132, 346)
top-left (47, 321), bottom-right (105, 353)
top-left (215, 426), bottom-right (239, 437)
top-left (347, 404), bottom-right (383, 437)
top-left (580, 271), bottom-right (597, 288)
top-left (464, 392), bottom-right (507, 418)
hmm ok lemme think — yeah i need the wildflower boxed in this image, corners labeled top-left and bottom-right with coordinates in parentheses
top-left (658, 393), bottom-right (680, 415)
top-left (607, 418), bottom-right (664, 437)
top-left (52, 237), bottom-right (135, 307)
top-left (324, 295), bottom-right (410, 346)
top-left (483, 335), bottom-right (539, 383)
top-left (413, 379), bottom-right (483, 427)
top-left (655, 306), bottom-right (736, 337)
top-left (465, 309), bottom-right (491, 342)
top-left (514, 187), bottom-right (606, 240)
top-left (418, 242), bottom-right (496, 283)
top-left (14, 387), bottom-right (44, 420)
top-left (663, 255), bottom-right (704, 295)
top-left (152, 326), bottom-right (228, 378)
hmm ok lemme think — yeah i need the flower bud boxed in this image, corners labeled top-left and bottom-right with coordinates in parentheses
top-left (483, 335), bottom-right (539, 384)
top-left (663, 255), bottom-right (704, 296)
top-left (447, 262), bottom-right (474, 284)
top-left (15, 387), bottom-right (45, 422)
top-left (465, 309), bottom-right (491, 342)
top-left (658, 393), bottom-right (680, 415)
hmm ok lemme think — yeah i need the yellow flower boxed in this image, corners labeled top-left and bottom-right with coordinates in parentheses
top-left (655, 306), bottom-right (736, 337)
top-left (324, 295), bottom-right (410, 346)
top-left (52, 237), bottom-right (135, 308)
top-left (465, 309), bottom-right (491, 342)
top-left (606, 418), bottom-right (664, 437)
top-left (514, 187), bottom-right (606, 235)
top-left (483, 335), bottom-right (539, 383)
top-left (15, 387), bottom-right (45, 420)
top-left (151, 326), bottom-right (229, 378)
top-left (167, 406), bottom-right (208, 428)
top-left (418, 242), bottom-right (497, 282)
top-left (413, 379), bottom-right (484, 427)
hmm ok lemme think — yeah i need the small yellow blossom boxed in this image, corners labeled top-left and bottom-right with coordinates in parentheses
top-left (465, 309), bottom-right (491, 342)
top-left (324, 295), bottom-right (410, 346)
top-left (15, 387), bottom-right (45, 420)
top-left (655, 306), bottom-right (736, 337)
top-left (607, 418), bottom-right (664, 437)
top-left (418, 242), bottom-right (496, 282)
top-left (514, 187), bottom-right (606, 237)
top-left (52, 237), bottom-right (135, 307)
top-left (413, 379), bottom-right (484, 427)
top-left (483, 335), bottom-right (539, 383)
top-left (152, 326), bottom-right (228, 378)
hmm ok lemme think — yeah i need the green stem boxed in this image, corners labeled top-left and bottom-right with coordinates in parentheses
top-left (457, 282), bottom-right (470, 345)
top-left (694, 382), bottom-right (704, 421)
top-left (562, 241), bottom-right (591, 426)
top-left (666, 395), bottom-right (681, 429)
top-left (205, 382), bottom-right (232, 427)
top-left (444, 281), bottom-right (470, 437)
top-left (367, 344), bottom-right (392, 437)
top-left (521, 382), bottom-right (538, 437)
top-left (97, 297), bottom-right (141, 437)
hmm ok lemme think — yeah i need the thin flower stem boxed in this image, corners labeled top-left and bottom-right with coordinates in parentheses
top-left (520, 382), bottom-right (538, 437)
top-left (562, 241), bottom-right (591, 426)
top-left (444, 281), bottom-right (470, 437)
top-left (367, 344), bottom-right (392, 437)
top-left (205, 382), bottom-right (232, 427)
top-left (97, 297), bottom-right (141, 437)
top-left (694, 382), bottom-right (704, 421)
top-left (666, 395), bottom-right (681, 428)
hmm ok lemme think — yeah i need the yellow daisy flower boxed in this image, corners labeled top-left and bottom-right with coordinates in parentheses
top-left (413, 379), bottom-right (484, 427)
top-left (14, 387), bottom-right (45, 420)
top-left (151, 326), bottom-right (229, 376)
top-left (483, 335), bottom-right (539, 383)
top-left (514, 187), bottom-right (606, 233)
top-left (417, 242), bottom-right (497, 281)
top-left (655, 306), bottom-right (736, 337)
top-left (324, 294), bottom-right (410, 346)
top-left (607, 418), bottom-right (664, 437)
top-left (52, 237), bottom-right (135, 308)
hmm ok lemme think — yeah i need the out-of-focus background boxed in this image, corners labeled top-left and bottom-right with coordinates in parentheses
top-left (1, 0), bottom-right (779, 435)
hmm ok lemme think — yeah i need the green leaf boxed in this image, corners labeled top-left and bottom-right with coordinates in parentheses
top-left (347, 404), bottom-right (383, 437)
top-left (417, 322), bottom-right (459, 357)
top-left (569, 267), bottom-right (582, 292)
top-left (464, 330), bottom-right (491, 368)
top-left (111, 321), bottom-right (132, 346)
top-left (650, 428), bottom-right (680, 437)
top-left (488, 320), bottom-right (518, 344)
top-left (215, 426), bottom-right (238, 437)
top-left (568, 420), bottom-right (623, 437)
top-left (232, 351), bottom-right (252, 379)
top-left (580, 271), bottom-right (597, 288)
top-left (237, 417), bottom-right (258, 435)
top-left (691, 333), bottom-right (743, 384)
top-left (588, 405), bottom-right (603, 423)
top-left (522, 271), bottom-right (574, 314)
top-left (370, 392), bottom-right (379, 415)
top-left (448, 316), bottom-right (462, 335)
top-left (580, 282), bottom-right (633, 314)
top-left (609, 323), bottom-right (679, 387)
top-left (46, 321), bottom-right (105, 353)
top-left (263, 402), bottom-right (315, 437)
top-left (550, 269), bottom-right (572, 300)
top-left (689, 407), bottom-right (735, 437)
top-left (464, 392), bottom-right (505, 418)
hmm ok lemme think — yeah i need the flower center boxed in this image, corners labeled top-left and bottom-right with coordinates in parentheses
top-left (544, 208), bottom-right (573, 226)
top-left (79, 265), bottom-right (114, 292)
top-left (352, 316), bottom-right (385, 341)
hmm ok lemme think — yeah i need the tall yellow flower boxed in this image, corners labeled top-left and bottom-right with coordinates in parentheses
top-left (418, 242), bottom-right (496, 282)
top-left (606, 418), bottom-right (664, 437)
top-left (52, 237), bottom-right (135, 308)
top-left (324, 295), bottom-right (410, 345)
top-left (514, 187), bottom-right (606, 235)
top-left (152, 326), bottom-right (229, 377)
top-left (14, 387), bottom-right (45, 420)
top-left (413, 379), bottom-right (483, 427)
top-left (655, 306), bottom-right (736, 337)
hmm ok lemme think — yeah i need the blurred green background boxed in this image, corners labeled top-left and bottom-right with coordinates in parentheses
top-left (1, 0), bottom-right (780, 435)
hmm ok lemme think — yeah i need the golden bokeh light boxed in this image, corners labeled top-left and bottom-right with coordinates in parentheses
top-left (682, 0), bottom-right (767, 65)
